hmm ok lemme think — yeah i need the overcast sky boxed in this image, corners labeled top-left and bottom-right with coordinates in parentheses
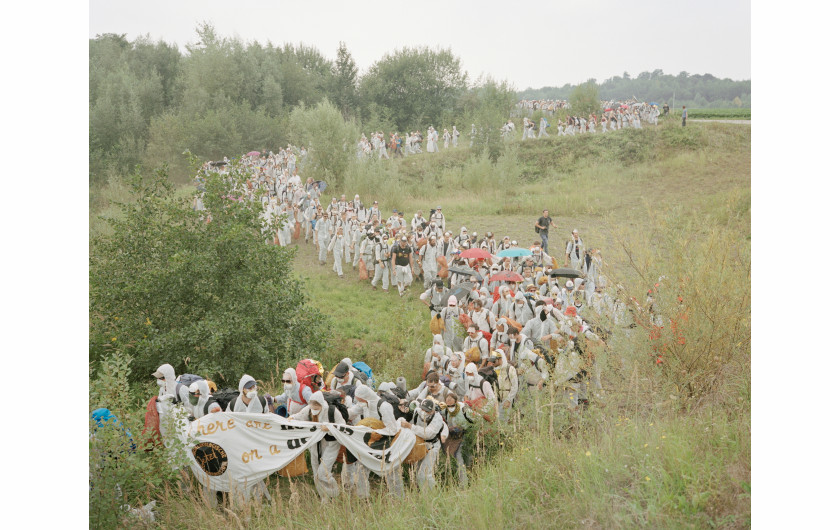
top-left (91, 0), bottom-right (750, 89)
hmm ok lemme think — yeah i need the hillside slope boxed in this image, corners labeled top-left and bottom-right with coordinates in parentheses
top-left (150, 121), bottom-right (752, 528)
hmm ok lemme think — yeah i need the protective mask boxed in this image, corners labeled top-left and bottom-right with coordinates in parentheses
top-left (188, 395), bottom-right (199, 406)
top-left (156, 380), bottom-right (165, 388)
top-left (447, 405), bottom-right (457, 413)
top-left (246, 391), bottom-right (257, 400)
top-left (284, 383), bottom-right (293, 392)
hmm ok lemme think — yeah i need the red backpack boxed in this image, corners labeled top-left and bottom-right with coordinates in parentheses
top-left (295, 359), bottom-right (321, 404)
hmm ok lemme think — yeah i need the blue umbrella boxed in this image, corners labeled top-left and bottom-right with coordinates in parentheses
top-left (650, 102), bottom-right (658, 106)
top-left (497, 248), bottom-right (532, 258)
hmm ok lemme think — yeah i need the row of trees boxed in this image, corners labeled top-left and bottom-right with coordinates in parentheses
top-left (519, 70), bottom-right (751, 109)
top-left (90, 24), bottom-right (515, 186)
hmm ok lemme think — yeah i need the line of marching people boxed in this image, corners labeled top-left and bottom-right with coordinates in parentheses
top-left (518, 104), bottom-right (660, 139)
top-left (163, 153), bottom-right (675, 505)
top-left (356, 126), bottom-right (462, 160)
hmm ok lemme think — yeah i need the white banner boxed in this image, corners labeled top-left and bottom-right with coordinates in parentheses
top-left (182, 412), bottom-right (416, 492)
top-left (325, 423), bottom-right (416, 477)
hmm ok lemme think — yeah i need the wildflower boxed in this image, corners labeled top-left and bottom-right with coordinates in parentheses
top-left (111, 337), bottom-right (117, 341)
top-left (644, 444), bottom-right (648, 448)
top-left (661, 435), bottom-right (666, 439)
top-left (585, 451), bottom-right (591, 457)
top-left (146, 318), bottom-right (152, 326)
top-left (649, 423), bottom-right (653, 426)
top-left (645, 476), bottom-right (651, 481)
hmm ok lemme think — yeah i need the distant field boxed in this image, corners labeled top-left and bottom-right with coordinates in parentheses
top-left (686, 108), bottom-right (751, 120)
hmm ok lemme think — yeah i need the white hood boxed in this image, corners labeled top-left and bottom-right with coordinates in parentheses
top-left (189, 380), bottom-right (211, 418)
top-left (307, 391), bottom-right (329, 422)
top-left (231, 374), bottom-right (263, 413)
top-left (155, 364), bottom-right (177, 397)
top-left (238, 374), bottom-right (255, 392)
top-left (464, 362), bottom-right (481, 385)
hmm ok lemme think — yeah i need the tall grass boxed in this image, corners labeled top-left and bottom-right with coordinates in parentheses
top-left (155, 403), bottom-right (749, 529)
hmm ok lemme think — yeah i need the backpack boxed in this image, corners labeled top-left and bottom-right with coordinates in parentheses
top-left (296, 359), bottom-right (322, 396)
top-left (203, 388), bottom-right (241, 415)
top-left (477, 366), bottom-right (498, 393)
top-left (177, 374), bottom-right (204, 386)
top-left (379, 392), bottom-right (410, 421)
top-left (352, 362), bottom-right (375, 388)
top-left (322, 391), bottom-right (351, 424)
top-left (174, 374), bottom-right (205, 403)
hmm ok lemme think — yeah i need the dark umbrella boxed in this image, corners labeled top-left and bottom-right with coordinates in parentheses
top-left (315, 180), bottom-right (328, 193)
top-left (448, 266), bottom-right (482, 280)
top-left (489, 271), bottom-right (524, 283)
top-left (444, 282), bottom-right (474, 302)
top-left (549, 268), bottom-right (584, 279)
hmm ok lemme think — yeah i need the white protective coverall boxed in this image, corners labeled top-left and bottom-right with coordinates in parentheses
top-left (409, 406), bottom-right (448, 490)
top-left (348, 386), bottom-right (405, 498)
top-left (274, 367), bottom-right (311, 416)
top-left (290, 392), bottom-right (345, 501)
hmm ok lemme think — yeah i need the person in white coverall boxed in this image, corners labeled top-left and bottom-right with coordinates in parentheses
top-left (290, 391), bottom-right (345, 502)
top-left (187, 380), bottom-right (215, 420)
top-left (227, 374), bottom-right (271, 413)
top-left (401, 398), bottom-right (448, 491)
top-left (274, 367), bottom-right (311, 416)
top-left (315, 213), bottom-right (330, 265)
top-left (348, 385), bottom-right (405, 498)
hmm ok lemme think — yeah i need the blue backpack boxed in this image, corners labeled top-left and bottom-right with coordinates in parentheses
top-left (352, 362), bottom-right (375, 388)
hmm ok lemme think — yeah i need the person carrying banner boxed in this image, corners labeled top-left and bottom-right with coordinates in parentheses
top-left (400, 398), bottom-right (448, 490)
top-left (290, 391), bottom-right (345, 502)
top-left (348, 385), bottom-right (405, 498)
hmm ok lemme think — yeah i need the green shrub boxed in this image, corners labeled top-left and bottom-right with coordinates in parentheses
top-left (89, 164), bottom-right (328, 385)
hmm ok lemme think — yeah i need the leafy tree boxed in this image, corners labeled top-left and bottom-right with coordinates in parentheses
top-left (329, 41), bottom-right (359, 120)
top-left (569, 81), bottom-right (601, 117)
top-left (517, 71), bottom-right (750, 109)
top-left (276, 43), bottom-right (333, 108)
top-left (460, 76), bottom-right (516, 161)
top-left (89, 33), bottom-right (181, 184)
top-left (360, 46), bottom-right (468, 130)
top-left (144, 102), bottom-right (288, 182)
top-left (289, 99), bottom-right (359, 188)
top-left (89, 164), bottom-right (327, 385)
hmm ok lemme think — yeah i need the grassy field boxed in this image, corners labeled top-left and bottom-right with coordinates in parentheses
top-left (99, 120), bottom-right (751, 528)
top-left (686, 108), bottom-right (751, 120)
